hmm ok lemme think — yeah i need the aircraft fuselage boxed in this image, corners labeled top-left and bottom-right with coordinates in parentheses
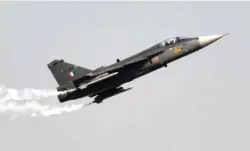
top-left (52, 34), bottom-right (227, 103)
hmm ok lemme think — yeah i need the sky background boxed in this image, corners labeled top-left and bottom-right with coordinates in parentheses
top-left (0, 1), bottom-right (249, 151)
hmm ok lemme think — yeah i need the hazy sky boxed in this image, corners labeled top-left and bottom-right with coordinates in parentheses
top-left (0, 1), bottom-right (249, 151)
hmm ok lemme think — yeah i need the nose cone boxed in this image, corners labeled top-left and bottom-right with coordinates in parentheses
top-left (198, 33), bottom-right (228, 48)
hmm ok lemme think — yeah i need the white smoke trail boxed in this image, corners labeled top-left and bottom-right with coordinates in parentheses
top-left (0, 85), bottom-right (93, 118)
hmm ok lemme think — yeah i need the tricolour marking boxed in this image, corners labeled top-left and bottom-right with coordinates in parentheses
top-left (151, 56), bottom-right (160, 64)
top-left (68, 71), bottom-right (75, 77)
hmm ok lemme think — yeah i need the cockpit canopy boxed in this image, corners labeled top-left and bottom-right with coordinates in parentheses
top-left (160, 37), bottom-right (190, 46)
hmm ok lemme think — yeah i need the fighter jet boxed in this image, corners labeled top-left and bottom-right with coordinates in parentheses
top-left (48, 34), bottom-right (228, 104)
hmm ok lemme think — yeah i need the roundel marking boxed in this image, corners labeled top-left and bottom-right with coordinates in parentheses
top-left (151, 56), bottom-right (160, 64)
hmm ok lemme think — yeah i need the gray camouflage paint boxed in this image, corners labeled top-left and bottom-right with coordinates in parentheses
top-left (52, 37), bottom-right (204, 103)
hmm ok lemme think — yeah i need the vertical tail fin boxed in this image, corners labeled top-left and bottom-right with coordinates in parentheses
top-left (47, 59), bottom-right (92, 86)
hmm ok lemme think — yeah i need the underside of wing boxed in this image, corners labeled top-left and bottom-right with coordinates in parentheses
top-left (87, 56), bottom-right (148, 77)
top-left (78, 72), bottom-right (119, 89)
top-left (76, 58), bottom-right (146, 90)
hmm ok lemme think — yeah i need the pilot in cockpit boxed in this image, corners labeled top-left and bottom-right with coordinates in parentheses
top-left (164, 37), bottom-right (177, 46)
top-left (163, 37), bottom-right (188, 46)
